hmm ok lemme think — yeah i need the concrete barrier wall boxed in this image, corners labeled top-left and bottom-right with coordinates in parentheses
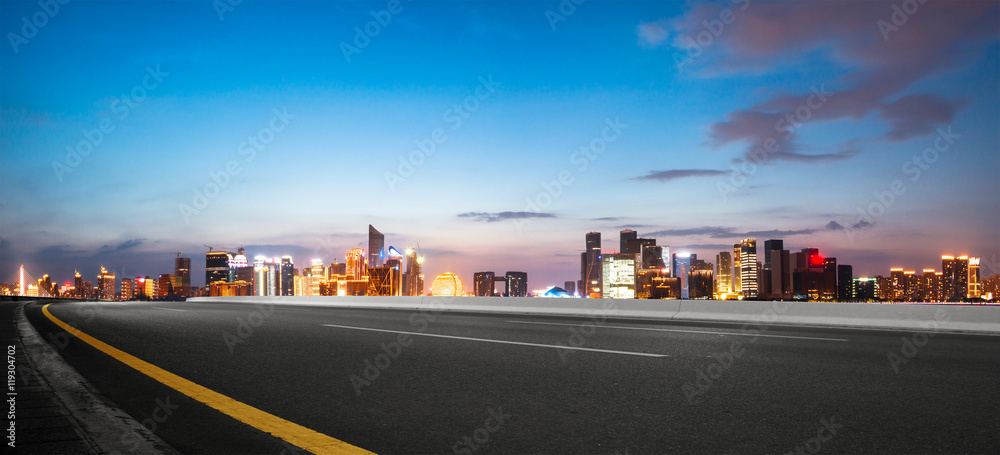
top-left (185, 296), bottom-right (1000, 334)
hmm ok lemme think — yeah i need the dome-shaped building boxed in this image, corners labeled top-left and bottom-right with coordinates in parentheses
top-left (430, 272), bottom-right (464, 297)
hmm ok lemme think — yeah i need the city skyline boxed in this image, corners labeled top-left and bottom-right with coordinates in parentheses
top-left (2, 1), bottom-right (999, 290)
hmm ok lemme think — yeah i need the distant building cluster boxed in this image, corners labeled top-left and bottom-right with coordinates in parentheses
top-left (206, 225), bottom-right (425, 298)
top-left (4, 225), bottom-right (997, 303)
top-left (576, 230), bottom-right (994, 303)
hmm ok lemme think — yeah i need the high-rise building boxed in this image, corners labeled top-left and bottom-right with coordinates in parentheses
top-left (584, 232), bottom-right (602, 298)
top-left (474, 271), bottom-right (496, 297)
top-left (941, 255), bottom-right (970, 301)
top-left (739, 239), bottom-right (758, 299)
top-left (716, 251), bottom-right (732, 297)
top-left (821, 258), bottom-right (837, 301)
top-left (640, 244), bottom-right (665, 270)
top-left (206, 251), bottom-right (231, 285)
top-left (367, 266), bottom-right (396, 296)
top-left (672, 253), bottom-right (694, 298)
top-left (689, 261), bottom-right (714, 299)
top-left (852, 277), bottom-right (878, 302)
top-left (619, 229), bottom-right (637, 255)
top-left (732, 243), bottom-right (742, 294)
top-left (602, 254), bottom-right (635, 299)
top-left (889, 268), bottom-right (905, 301)
top-left (385, 256), bottom-right (403, 296)
top-left (175, 256), bottom-right (191, 291)
top-left (280, 256), bottom-right (294, 296)
top-left (968, 257), bottom-right (981, 299)
top-left (564, 281), bottom-right (576, 296)
top-left (97, 266), bottom-right (116, 301)
top-left (347, 248), bottom-right (367, 280)
top-left (837, 264), bottom-right (853, 301)
top-left (74, 271), bottom-right (83, 298)
top-left (792, 248), bottom-right (823, 299)
top-left (505, 271), bottom-right (528, 297)
top-left (121, 277), bottom-right (133, 301)
top-left (368, 225), bottom-right (385, 267)
top-left (402, 248), bottom-right (424, 296)
top-left (918, 269), bottom-right (939, 302)
top-left (310, 259), bottom-right (325, 296)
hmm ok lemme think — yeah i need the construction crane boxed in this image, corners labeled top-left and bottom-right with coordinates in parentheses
top-left (169, 251), bottom-right (183, 258)
top-left (204, 245), bottom-right (238, 253)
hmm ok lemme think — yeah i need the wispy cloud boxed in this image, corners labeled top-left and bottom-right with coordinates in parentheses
top-left (633, 169), bottom-right (726, 182)
top-left (647, 220), bottom-right (848, 239)
top-left (637, 19), bottom-right (670, 48)
top-left (457, 211), bottom-right (556, 223)
top-left (651, 1), bottom-right (996, 162)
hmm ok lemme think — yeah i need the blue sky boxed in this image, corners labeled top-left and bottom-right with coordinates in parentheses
top-left (2, 0), bottom-right (998, 289)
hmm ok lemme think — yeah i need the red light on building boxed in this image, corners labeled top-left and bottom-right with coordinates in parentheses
top-left (810, 254), bottom-right (824, 266)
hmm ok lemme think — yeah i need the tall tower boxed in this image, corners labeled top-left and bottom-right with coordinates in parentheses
top-left (584, 232), bottom-right (602, 297)
top-left (347, 248), bottom-right (367, 281)
top-left (739, 239), bottom-right (758, 298)
top-left (280, 256), bottom-right (294, 296)
top-left (368, 225), bottom-right (385, 268)
top-left (619, 229), bottom-right (637, 255)
top-left (97, 266), bottom-right (116, 301)
top-left (175, 257), bottom-right (191, 289)
top-left (716, 251), bottom-right (732, 296)
top-left (206, 250), bottom-right (230, 285)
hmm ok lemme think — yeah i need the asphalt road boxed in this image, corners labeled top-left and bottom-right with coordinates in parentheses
top-left (24, 299), bottom-right (1000, 454)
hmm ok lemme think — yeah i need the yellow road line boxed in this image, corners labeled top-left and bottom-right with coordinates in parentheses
top-left (42, 303), bottom-right (374, 455)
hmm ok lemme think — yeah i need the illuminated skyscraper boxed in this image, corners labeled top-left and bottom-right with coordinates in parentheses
top-left (732, 244), bottom-right (742, 294)
top-left (347, 248), bottom-right (367, 280)
top-left (739, 239), bottom-right (758, 299)
top-left (821, 258), bottom-right (837, 301)
top-left (280, 256), bottom-right (294, 296)
top-left (716, 251), bottom-right (732, 297)
top-left (97, 266), bottom-right (116, 301)
top-left (402, 247), bottom-right (424, 296)
top-left (74, 270), bottom-right (82, 298)
top-left (602, 254), bottom-right (635, 299)
top-left (505, 272), bottom-right (528, 297)
top-left (310, 259), bottom-right (325, 295)
top-left (474, 271), bottom-right (496, 297)
top-left (968, 257), bottom-right (981, 299)
top-left (206, 251), bottom-right (231, 285)
top-left (584, 232), bottom-right (602, 298)
top-left (941, 255), bottom-right (969, 301)
top-left (385, 255), bottom-right (403, 296)
top-left (368, 225), bottom-right (385, 267)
